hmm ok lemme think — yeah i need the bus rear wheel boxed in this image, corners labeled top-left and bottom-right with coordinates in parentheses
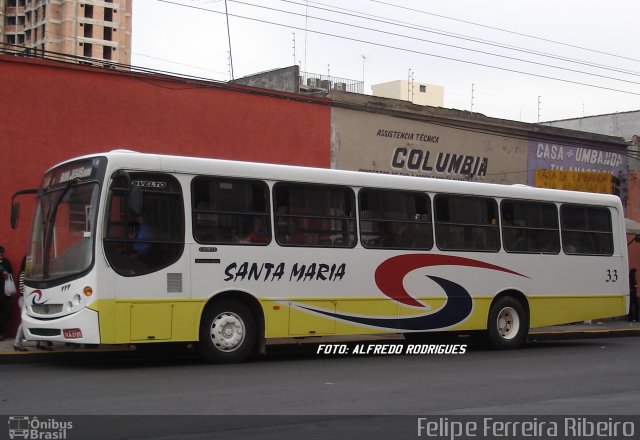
top-left (487, 296), bottom-right (528, 349)
top-left (199, 300), bottom-right (257, 363)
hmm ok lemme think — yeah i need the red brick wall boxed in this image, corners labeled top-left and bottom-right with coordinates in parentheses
top-left (0, 55), bottom-right (331, 335)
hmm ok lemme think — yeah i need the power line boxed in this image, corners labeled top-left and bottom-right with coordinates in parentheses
top-left (369, 0), bottom-right (640, 64)
top-left (232, 0), bottom-right (640, 87)
top-left (155, 0), bottom-right (640, 96)
top-left (300, 0), bottom-right (640, 78)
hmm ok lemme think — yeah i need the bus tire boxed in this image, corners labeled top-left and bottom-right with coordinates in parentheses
top-left (487, 296), bottom-right (528, 349)
top-left (198, 300), bottom-right (257, 363)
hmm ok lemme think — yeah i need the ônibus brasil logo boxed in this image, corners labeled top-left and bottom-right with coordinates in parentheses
top-left (8, 416), bottom-right (73, 440)
top-left (298, 254), bottom-right (527, 331)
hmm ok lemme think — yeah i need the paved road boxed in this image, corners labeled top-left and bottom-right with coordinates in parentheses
top-left (2, 337), bottom-right (638, 416)
top-left (2, 337), bottom-right (639, 439)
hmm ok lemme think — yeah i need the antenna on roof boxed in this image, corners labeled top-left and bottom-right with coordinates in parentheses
top-left (471, 83), bottom-right (475, 113)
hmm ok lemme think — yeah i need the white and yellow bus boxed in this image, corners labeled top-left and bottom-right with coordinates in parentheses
top-left (12, 151), bottom-right (628, 362)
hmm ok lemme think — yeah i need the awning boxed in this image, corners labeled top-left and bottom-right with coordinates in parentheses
top-left (625, 218), bottom-right (640, 236)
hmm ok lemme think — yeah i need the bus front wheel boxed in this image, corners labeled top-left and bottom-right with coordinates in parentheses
top-left (487, 296), bottom-right (528, 349)
top-left (199, 300), bottom-right (257, 363)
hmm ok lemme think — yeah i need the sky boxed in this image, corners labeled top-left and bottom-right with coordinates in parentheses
top-left (131, 0), bottom-right (640, 124)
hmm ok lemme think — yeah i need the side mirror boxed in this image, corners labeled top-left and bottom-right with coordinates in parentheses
top-left (10, 203), bottom-right (20, 229)
top-left (10, 188), bottom-right (39, 229)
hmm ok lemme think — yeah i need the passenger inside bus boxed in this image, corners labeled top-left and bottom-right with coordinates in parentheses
top-left (242, 217), bottom-right (269, 244)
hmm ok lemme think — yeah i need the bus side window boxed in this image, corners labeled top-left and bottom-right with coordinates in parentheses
top-left (274, 183), bottom-right (356, 248)
top-left (191, 177), bottom-right (270, 245)
top-left (435, 195), bottom-right (500, 252)
top-left (501, 200), bottom-right (560, 254)
top-left (358, 189), bottom-right (433, 250)
top-left (104, 172), bottom-right (184, 277)
top-left (561, 205), bottom-right (613, 256)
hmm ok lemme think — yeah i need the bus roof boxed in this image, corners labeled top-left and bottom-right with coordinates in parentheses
top-left (60, 150), bottom-right (622, 208)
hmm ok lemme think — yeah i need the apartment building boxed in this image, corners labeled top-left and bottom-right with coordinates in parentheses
top-left (1, 0), bottom-right (132, 64)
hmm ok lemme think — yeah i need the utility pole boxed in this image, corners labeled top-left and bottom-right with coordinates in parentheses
top-left (304, 0), bottom-right (308, 74)
top-left (361, 54), bottom-right (366, 93)
top-left (224, 0), bottom-right (234, 80)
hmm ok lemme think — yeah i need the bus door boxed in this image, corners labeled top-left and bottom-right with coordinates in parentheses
top-left (104, 171), bottom-right (188, 342)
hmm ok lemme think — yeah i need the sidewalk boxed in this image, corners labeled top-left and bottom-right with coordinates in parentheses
top-left (1, 320), bottom-right (639, 363)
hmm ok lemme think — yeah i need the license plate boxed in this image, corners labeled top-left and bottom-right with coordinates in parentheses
top-left (63, 328), bottom-right (83, 339)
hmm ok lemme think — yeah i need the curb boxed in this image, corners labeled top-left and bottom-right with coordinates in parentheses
top-left (2, 326), bottom-right (639, 364)
top-left (528, 327), bottom-right (640, 341)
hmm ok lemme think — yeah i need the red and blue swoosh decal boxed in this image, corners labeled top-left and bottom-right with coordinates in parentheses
top-left (29, 289), bottom-right (47, 305)
top-left (298, 254), bottom-right (527, 331)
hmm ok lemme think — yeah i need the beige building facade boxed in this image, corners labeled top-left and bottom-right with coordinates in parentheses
top-left (371, 79), bottom-right (444, 107)
top-left (330, 91), bottom-right (527, 184)
top-left (1, 0), bottom-right (132, 64)
top-left (329, 91), bottom-right (628, 190)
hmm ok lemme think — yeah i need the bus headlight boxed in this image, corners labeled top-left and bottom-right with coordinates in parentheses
top-left (67, 294), bottom-right (83, 311)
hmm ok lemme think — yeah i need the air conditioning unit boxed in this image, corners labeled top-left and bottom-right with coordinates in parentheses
top-left (334, 82), bottom-right (347, 91)
top-left (320, 80), bottom-right (332, 90)
top-left (307, 77), bottom-right (320, 88)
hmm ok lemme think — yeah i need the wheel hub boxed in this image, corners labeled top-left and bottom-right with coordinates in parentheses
top-left (211, 312), bottom-right (245, 352)
top-left (497, 306), bottom-right (520, 340)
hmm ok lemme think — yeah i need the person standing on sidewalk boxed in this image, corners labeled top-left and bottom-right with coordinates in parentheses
top-left (630, 268), bottom-right (639, 322)
top-left (13, 256), bottom-right (27, 351)
top-left (0, 245), bottom-right (14, 341)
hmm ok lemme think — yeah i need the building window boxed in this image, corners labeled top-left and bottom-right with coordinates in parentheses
top-left (83, 42), bottom-right (92, 57)
top-left (84, 24), bottom-right (93, 38)
top-left (104, 8), bottom-right (113, 22)
top-left (104, 27), bottom-right (112, 41)
top-left (84, 5), bottom-right (94, 19)
top-left (419, 85), bottom-right (426, 93)
top-left (102, 45), bottom-right (112, 60)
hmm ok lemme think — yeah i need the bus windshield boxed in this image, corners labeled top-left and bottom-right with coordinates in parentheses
top-left (26, 158), bottom-right (105, 282)
top-left (28, 182), bottom-right (100, 281)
